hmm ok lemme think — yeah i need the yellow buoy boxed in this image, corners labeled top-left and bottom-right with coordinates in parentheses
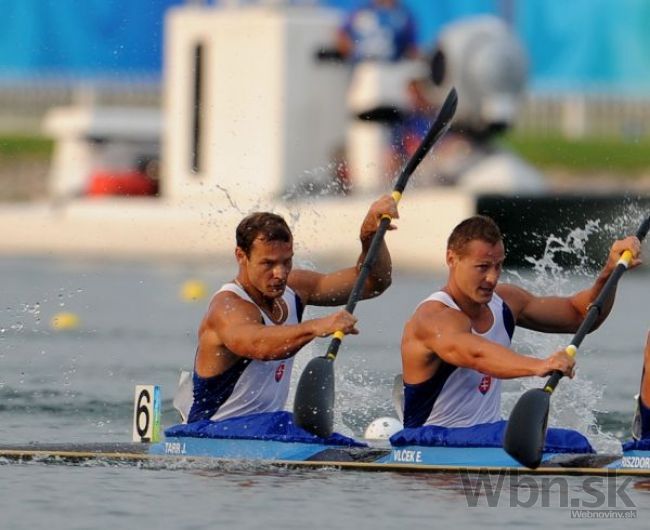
top-left (180, 279), bottom-right (207, 302)
top-left (51, 312), bottom-right (80, 331)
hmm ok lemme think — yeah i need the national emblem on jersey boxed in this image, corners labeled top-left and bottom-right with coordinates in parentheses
top-left (478, 375), bottom-right (492, 395)
top-left (275, 362), bottom-right (286, 383)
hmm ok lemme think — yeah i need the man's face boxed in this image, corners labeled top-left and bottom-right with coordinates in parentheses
top-left (237, 238), bottom-right (294, 298)
top-left (448, 239), bottom-right (505, 304)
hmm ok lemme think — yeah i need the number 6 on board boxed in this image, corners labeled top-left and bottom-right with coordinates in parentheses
top-left (132, 385), bottom-right (161, 442)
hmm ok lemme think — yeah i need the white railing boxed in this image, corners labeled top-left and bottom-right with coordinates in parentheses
top-left (0, 81), bottom-right (160, 133)
top-left (515, 93), bottom-right (650, 139)
top-left (2, 81), bottom-right (650, 140)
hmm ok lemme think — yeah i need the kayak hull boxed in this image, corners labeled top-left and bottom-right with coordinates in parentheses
top-left (1, 437), bottom-right (649, 476)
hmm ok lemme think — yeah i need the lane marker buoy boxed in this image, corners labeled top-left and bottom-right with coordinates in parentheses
top-left (51, 312), bottom-right (80, 330)
top-left (180, 279), bottom-right (207, 302)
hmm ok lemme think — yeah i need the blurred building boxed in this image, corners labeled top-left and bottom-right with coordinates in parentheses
top-left (2, 0), bottom-right (649, 94)
top-left (0, 0), bottom-right (647, 267)
top-left (1, 0), bottom-right (649, 138)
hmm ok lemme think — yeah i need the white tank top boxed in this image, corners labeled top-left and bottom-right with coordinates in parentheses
top-left (403, 291), bottom-right (514, 428)
top-left (187, 283), bottom-right (302, 422)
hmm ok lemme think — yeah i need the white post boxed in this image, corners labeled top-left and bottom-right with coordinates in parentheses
top-left (161, 5), bottom-right (347, 202)
top-left (562, 93), bottom-right (588, 139)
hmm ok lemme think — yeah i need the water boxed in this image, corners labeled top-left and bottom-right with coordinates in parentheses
top-left (0, 255), bottom-right (649, 528)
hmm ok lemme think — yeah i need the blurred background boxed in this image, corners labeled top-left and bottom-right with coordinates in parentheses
top-left (0, 0), bottom-right (648, 267)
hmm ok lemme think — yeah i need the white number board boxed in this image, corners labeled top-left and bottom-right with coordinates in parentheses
top-left (132, 385), bottom-right (161, 442)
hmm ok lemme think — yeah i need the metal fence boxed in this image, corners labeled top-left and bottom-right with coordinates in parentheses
top-left (0, 82), bottom-right (161, 134)
top-left (514, 93), bottom-right (650, 140)
top-left (2, 81), bottom-right (650, 140)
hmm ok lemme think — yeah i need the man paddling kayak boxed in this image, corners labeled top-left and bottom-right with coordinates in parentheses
top-left (184, 195), bottom-right (398, 424)
top-left (400, 215), bottom-right (642, 428)
top-left (632, 331), bottom-right (650, 441)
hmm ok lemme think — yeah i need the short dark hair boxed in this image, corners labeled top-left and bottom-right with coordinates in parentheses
top-left (447, 215), bottom-right (502, 255)
top-left (236, 212), bottom-right (292, 256)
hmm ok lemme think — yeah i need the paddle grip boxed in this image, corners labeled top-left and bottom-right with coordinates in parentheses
top-left (544, 370), bottom-right (564, 392)
top-left (325, 336), bottom-right (342, 359)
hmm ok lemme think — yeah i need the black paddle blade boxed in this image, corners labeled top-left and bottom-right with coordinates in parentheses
top-left (503, 388), bottom-right (551, 469)
top-left (293, 356), bottom-right (335, 438)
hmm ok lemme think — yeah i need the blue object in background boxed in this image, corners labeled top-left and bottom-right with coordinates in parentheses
top-left (0, 0), bottom-right (649, 92)
top-left (0, 0), bottom-right (179, 79)
top-left (516, 0), bottom-right (650, 93)
top-left (328, 0), bottom-right (497, 52)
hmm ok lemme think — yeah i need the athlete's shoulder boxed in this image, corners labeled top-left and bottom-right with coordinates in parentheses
top-left (286, 268), bottom-right (316, 303)
top-left (495, 283), bottom-right (532, 315)
top-left (414, 298), bottom-right (451, 315)
top-left (412, 298), bottom-right (470, 331)
top-left (211, 284), bottom-right (246, 304)
top-left (207, 288), bottom-right (262, 324)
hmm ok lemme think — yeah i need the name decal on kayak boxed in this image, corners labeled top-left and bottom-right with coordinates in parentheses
top-left (392, 449), bottom-right (422, 463)
top-left (621, 456), bottom-right (650, 469)
top-left (165, 442), bottom-right (187, 455)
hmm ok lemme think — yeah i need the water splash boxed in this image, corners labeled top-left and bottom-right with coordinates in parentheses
top-left (290, 216), bottom-right (643, 445)
top-left (282, 163), bottom-right (349, 201)
top-left (214, 184), bottom-right (245, 215)
top-left (502, 216), bottom-right (645, 453)
top-left (523, 219), bottom-right (601, 285)
top-left (287, 338), bottom-right (395, 438)
top-left (336, 366), bottom-right (398, 436)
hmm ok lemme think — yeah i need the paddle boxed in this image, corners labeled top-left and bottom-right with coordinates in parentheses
top-left (293, 87), bottom-right (458, 438)
top-left (504, 214), bottom-right (650, 469)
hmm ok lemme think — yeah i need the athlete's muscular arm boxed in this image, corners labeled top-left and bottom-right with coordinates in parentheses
top-left (203, 292), bottom-right (358, 362)
top-left (402, 302), bottom-right (574, 381)
top-left (497, 236), bottom-right (642, 334)
top-left (288, 195), bottom-right (398, 306)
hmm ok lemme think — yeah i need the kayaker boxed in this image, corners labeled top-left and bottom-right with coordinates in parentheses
top-left (184, 195), bottom-right (398, 423)
top-left (632, 331), bottom-right (650, 440)
top-left (400, 215), bottom-right (642, 428)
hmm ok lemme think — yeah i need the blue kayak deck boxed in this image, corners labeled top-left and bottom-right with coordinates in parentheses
top-left (1, 438), bottom-right (649, 475)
